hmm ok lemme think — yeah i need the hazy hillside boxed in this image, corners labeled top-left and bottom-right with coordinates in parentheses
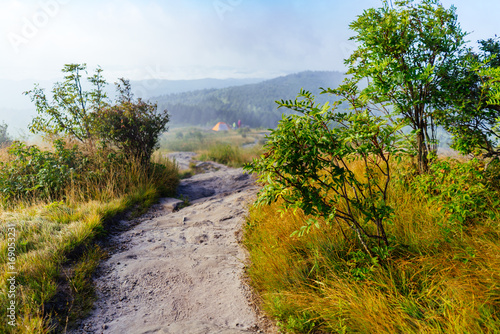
top-left (154, 71), bottom-right (346, 128)
top-left (0, 71), bottom-right (346, 134)
top-left (131, 77), bottom-right (265, 99)
top-left (0, 77), bottom-right (265, 135)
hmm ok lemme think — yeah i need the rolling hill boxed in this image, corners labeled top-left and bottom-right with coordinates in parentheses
top-left (0, 71), bottom-right (346, 135)
top-left (153, 71), bottom-right (346, 129)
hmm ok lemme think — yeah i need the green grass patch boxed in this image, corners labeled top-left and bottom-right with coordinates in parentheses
top-left (198, 143), bottom-right (250, 167)
top-left (160, 126), bottom-right (267, 168)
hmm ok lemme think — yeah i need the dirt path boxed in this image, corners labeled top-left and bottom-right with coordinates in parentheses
top-left (70, 153), bottom-right (268, 334)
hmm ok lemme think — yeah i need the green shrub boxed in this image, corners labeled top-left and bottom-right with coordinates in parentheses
top-left (25, 65), bottom-right (170, 168)
top-left (409, 158), bottom-right (500, 225)
top-left (25, 64), bottom-right (107, 145)
top-left (96, 79), bottom-right (170, 166)
top-left (0, 141), bottom-right (179, 206)
top-left (0, 140), bottom-right (86, 202)
top-left (246, 87), bottom-right (407, 254)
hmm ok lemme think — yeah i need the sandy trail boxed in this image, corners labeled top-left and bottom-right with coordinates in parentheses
top-left (70, 153), bottom-right (265, 334)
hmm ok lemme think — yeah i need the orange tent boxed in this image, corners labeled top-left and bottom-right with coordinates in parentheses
top-left (212, 122), bottom-right (231, 131)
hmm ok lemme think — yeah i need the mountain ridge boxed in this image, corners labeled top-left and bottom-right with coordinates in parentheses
top-left (130, 77), bottom-right (267, 99)
top-left (0, 70), bottom-right (346, 134)
top-left (154, 70), bottom-right (346, 128)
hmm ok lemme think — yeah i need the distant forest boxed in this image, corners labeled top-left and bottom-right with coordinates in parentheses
top-left (153, 71), bottom-right (346, 128)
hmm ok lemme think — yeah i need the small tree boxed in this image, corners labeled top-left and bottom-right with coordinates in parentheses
top-left (246, 84), bottom-right (407, 254)
top-left (25, 63), bottom-right (108, 144)
top-left (96, 79), bottom-right (170, 166)
top-left (435, 38), bottom-right (500, 163)
top-left (24, 65), bottom-right (170, 166)
top-left (346, 0), bottom-right (467, 173)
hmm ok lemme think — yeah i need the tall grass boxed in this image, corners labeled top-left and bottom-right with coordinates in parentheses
top-left (244, 159), bottom-right (500, 333)
top-left (198, 143), bottom-right (262, 168)
top-left (161, 127), bottom-right (257, 152)
top-left (161, 127), bottom-right (266, 168)
top-left (0, 145), bottom-right (179, 333)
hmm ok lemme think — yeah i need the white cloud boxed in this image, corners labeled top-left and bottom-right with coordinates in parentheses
top-left (0, 0), bottom-right (350, 82)
top-left (0, 0), bottom-right (498, 83)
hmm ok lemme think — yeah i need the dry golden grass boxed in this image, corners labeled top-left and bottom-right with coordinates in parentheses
top-left (0, 150), bottom-right (179, 333)
top-left (244, 160), bottom-right (500, 333)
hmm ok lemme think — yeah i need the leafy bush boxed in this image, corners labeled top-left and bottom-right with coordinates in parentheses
top-left (96, 79), bottom-right (170, 166)
top-left (0, 140), bottom-right (86, 202)
top-left (0, 141), bottom-right (179, 205)
top-left (25, 65), bottom-right (171, 168)
top-left (246, 86), bottom-right (407, 254)
top-left (25, 64), bottom-right (108, 144)
top-left (408, 158), bottom-right (500, 225)
top-left (435, 38), bottom-right (500, 161)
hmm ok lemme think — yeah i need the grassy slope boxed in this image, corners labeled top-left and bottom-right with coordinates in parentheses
top-left (0, 155), bottom-right (179, 333)
top-left (244, 159), bottom-right (500, 333)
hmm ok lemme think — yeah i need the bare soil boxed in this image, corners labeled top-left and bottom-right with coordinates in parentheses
top-left (69, 153), bottom-right (275, 334)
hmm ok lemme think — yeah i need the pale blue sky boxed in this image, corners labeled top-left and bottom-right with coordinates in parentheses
top-left (1, 0), bottom-right (498, 83)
